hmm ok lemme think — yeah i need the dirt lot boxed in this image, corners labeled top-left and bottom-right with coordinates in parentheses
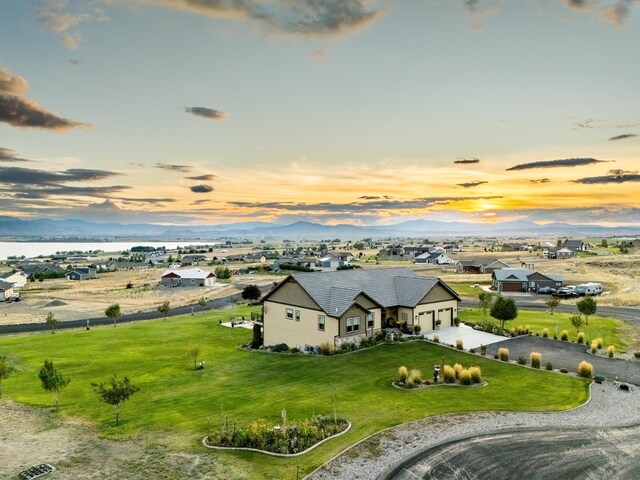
top-left (0, 401), bottom-right (241, 479)
top-left (0, 268), bottom-right (278, 326)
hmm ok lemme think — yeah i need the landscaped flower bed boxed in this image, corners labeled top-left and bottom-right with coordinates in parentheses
top-left (203, 415), bottom-right (350, 455)
top-left (394, 363), bottom-right (484, 388)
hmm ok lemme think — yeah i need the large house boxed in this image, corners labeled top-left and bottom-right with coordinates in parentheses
top-left (66, 267), bottom-right (97, 281)
top-left (492, 268), bottom-right (562, 292)
top-left (563, 239), bottom-right (588, 252)
top-left (0, 270), bottom-right (28, 288)
top-left (0, 279), bottom-right (15, 300)
top-left (262, 267), bottom-right (460, 350)
top-left (456, 259), bottom-right (511, 274)
top-left (414, 251), bottom-right (455, 265)
top-left (160, 268), bottom-right (216, 287)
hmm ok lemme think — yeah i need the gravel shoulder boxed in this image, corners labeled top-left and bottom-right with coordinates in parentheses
top-left (308, 381), bottom-right (640, 480)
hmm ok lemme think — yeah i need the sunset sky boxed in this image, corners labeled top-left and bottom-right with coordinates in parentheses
top-left (1, 0), bottom-right (639, 227)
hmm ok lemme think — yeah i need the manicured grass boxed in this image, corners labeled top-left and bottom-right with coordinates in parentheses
top-left (458, 308), bottom-right (629, 350)
top-left (0, 306), bottom-right (590, 478)
top-left (449, 282), bottom-right (491, 298)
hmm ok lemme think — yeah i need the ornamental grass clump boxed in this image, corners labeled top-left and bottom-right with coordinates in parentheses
top-left (459, 369), bottom-right (472, 385)
top-left (498, 347), bottom-right (509, 362)
top-left (607, 345), bottom-right (615, 358)
top-left (407, 369), bottom-right (422, 387)
top-left (398, 366), bottom-right (408, 383)
top-left (590, 340), bottom-right (599, 354)
top-left (516, 326), bottom-right (523, 336)
top-left (524, 325), bottom-right (530, 334)
top-left (577, 361), bottom-right (594, 379)
top-left (577, 332), bottom-right (585, 344)
top-left (530, 352), bottom-right (541, 369)
top-left (594, 337), bottom-right (603, 349)
top-left (560, 330), bottom-right (569, 341)
top-left (432, 335), bottom-right (440, 344)
top-left (453, 363), bottom-right (463, 379)
top-left (456, 339), bottom-right (463, 350)
top-left (542, 328), bottom-right (549, 338)
top-left (468, 366), bottom-right (482, 384)
top-left (443, 365), bottom-right (456, 384)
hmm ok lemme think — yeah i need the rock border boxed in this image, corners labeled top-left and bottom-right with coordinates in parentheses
top-left (201, 421), bottom-right (351, 457)
top-left (391, 380), bottom-right (488, 390)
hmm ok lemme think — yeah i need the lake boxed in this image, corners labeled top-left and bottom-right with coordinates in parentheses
top-left (0, 241), bottom-right (219, 260)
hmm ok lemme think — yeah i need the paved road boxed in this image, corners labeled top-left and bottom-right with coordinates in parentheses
top-left (460, 300), bottom-right (640, 326)
top-left (486, 335), bottom-right (640, 385)
top-left (383, 424), bottom-right (640, 480)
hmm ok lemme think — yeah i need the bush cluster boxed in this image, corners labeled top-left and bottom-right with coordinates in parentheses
top-left (545, 362), bottom-right (553, 371)
top-left (577, 361), bottom-right (594, 379)
top-left (453, 363), bottom-right (463, 379)
top-left (517, 356), bottom-right (527, 365)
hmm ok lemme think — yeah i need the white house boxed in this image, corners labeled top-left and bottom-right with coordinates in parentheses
top-left (0, 270), bottom-right (28, 288)
top-left (414, 251), bottom-right (455, 265)
top-left (160, 268), bottom-right (216, 287)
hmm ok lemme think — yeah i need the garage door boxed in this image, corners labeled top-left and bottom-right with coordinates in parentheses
top-left (502, 282), bottom-right (524, 292)
top-left (438, 308), bottom-right (452, 327)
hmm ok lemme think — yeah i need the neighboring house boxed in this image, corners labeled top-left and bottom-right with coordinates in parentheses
top-left (0, 279), bottom-right (14, 300)
top-left (492, 268), bottom-right (563, 293)
top-left (403, 246), bottom-right (435, 257)
top-left (17, 263), bottom-right (65, 278)
top-left (377, 245), bottom-right (404, 256)
top-left (262, 267), bottom-right (461, 350)
top-left (180, 254), bottom-right (208, 266)
top-left (324, 251), bottom-right (354, 262)
top-left (66, 267), bottom-right (97, 281)
top-left (555, 247), bottom-right (575, 259)
top-left (160, 268), bottom-right (216, 287)
top-left (414, 251), bottom-right (455, 265)
top-left (563, 240), bottom-right (588, 252)
top-left (225, 254), bottom-right (246, 262)
top-left (456, 259), bottom-right (511, 274)
top-left (244, 253), bottom-right (267, 263)
top-left (0, 270), bottom-right (28, 287)
top-left (316, 256), bottom-right (347, 271)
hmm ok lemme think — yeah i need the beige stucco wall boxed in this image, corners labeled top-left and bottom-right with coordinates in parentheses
top-left (410, 300), bottom-right (458, 330)
top-left (266, 279), bottom-right (319, 310)
top-left (263, 301), bottom-right (337, 348)
top-left (338, 304), bottom-right (372, 338)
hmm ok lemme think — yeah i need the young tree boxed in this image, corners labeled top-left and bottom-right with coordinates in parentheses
top-left (490, 296), bottom-right (518, 333)
top-left (158, 301), bottom-right (170, 317)
top-left (38, 360), bottom-right (70, 410)
top-left (0, 355), bottom-right (15, 399)
top-left (188, 346), bottom-right (201, 370)
top-left (214, 266), bottom-right (231, 280)
top-left (198, 297), bottom-right (207, 308)
top-left (45, 312), bottom-right (59, 334)
top-left (92, 374), bottom-right (140, 426)
top-left (478, 292), bottom-right (493, 320)
top-left (105, 303), bottom-right (121, 327)
top-left (569, 313), bottom-right (585, 334)
top-left (241, 284), bottom-right (261, 301)
top-left (577, 296), bottom-right (597, 325)
top-left (546, 297), bottom-right (561, 315)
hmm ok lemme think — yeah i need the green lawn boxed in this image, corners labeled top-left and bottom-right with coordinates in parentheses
top-left (0, 306), bottom-right (589, 479)
top-left (449, 282), bottom-right (491, 298)
top-left (458, 308), bottom-right (630, 349)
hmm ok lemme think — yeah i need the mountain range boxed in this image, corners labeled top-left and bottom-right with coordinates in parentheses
top-left (1, 216), bottom-right (638, 240)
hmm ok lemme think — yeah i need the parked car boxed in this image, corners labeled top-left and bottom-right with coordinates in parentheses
top-left (537, 286), bottom-right (556, 294)
top-left (553, 288), bottom-right (578, 298)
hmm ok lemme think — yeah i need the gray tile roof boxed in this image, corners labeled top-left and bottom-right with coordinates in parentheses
top-left (0, 279), bottom-right (14, 290)
top-left (279, 267), bottom-right (457, 318)
top-left (492, 268), bottom-right (562, 282)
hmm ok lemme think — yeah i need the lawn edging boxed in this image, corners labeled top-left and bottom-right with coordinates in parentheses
top-left (391, 380), bottom-right (488, 390)
top-left (201, 421), bottom-right (351, 457)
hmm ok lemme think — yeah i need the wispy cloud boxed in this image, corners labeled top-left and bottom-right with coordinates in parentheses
top-left (608, 133), bottom-right (637, 141)
top-left (573, 169), bottom-right (640, 184)
top-left (457, 181), bottom-right (487, 188)
top-left (530, 178), bottom-right (550, 184)
top-left (0, 147), bottom-right (33, 163)
top-left (156, 162), bottom-right (193, 172)
top-left (0, 166), bottom-right (120, 185)
top-left (0, 65), bottom-right (89, 131)
top-left (573, 118), bottom-right (606, 129)
top-left (454, 158), bottom-right (480, 164)
top-left (506, 157), bottom-right (608, 171)
top-left (185, 107), bottom-right (227, 121)
top-left (190, 185), bottom-right (214, 193)
top-left (186, 174), bottom-right (217, 181)
top-left (38, 0), bottom-right (107, 49)
top-left (565, 0), bottom-right (638, 27)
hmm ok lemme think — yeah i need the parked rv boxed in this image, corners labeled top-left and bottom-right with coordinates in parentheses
top-left (574, 283), bottom-right (603, 296)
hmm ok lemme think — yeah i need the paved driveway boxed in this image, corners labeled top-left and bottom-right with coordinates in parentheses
top-left (424, 323), bottom-right (507, 350)
top-left (487, 335), bottom-right (640, 385)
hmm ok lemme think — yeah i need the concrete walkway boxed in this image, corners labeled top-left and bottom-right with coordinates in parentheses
top-left (423, 323), bottom-right (507, 350)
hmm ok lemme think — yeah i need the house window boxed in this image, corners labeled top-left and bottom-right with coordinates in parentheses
top-left (346, 316), bottom-right (360, 333)
top-left (366, 313), bottom-right (374, 328)
top-left (318, 315), bottom-right (325, 331)
top-left (401, 312), bottom-right (408, 322)
top-left (295, 310), bottom-right (300, 322)
top-left (286, 308), bottom-right (293, 320)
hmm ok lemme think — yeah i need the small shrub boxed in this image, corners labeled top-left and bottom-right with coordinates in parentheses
top-left (319, 341), bottom-right (335, 356)
top-left (590, 340), bottom-right (598, 354)
top-left (516, 326), bottom-right (523, 336)
top-left (468, 366), bottom-right (481, 383)
top-left (398, 365), bottom-right (409, 383)
top-left (432, 335), bottom-right (440, 344)
top-left (542, 328), bottom-right (549, 338)
top-left (498, 347), bottom-right (509, 362)
top-left (413, 325), bottom-right (421, 336)
top-left (545, 362), bottom-right (553, 371)
top-left (530, 352), bottom-right (541, 369)
top-left (453, 363), bottom-right (463, 379)
top-left (407, 369), bottom-right (422, 387)
top-left (455, 339), bottom-right (463, 350)
top-left (517, 356), bottom-right (527, 365)
top-left (524, 325), bottom-right (530, 334)
top-left (607, 345), bottom-right (615, 358)
top-left (577, 361), bottom-right (593, 379)
top-left (360, 335), bottom-right (370, 347)
top-left (560, 330), bottom-right (568, 341)
top-left (270, 343), bottom-right (289, 353)
top-left (634, 352), bottom-right (640, 359)
top-left (560, 368), bottom-right (568, 374)
top-left (459, 369), bottom-right (472, 385)
top-left (577, 332), bottom-right (585, 344)
top-left (469, 348), bottom-right (476, 353)
top-left (493, 354), bottom-right (499, 359)
top-left (289, 347), bottom-right (300, 354)
top-left (443, 365), bottom-right (456, 383)
top-left (595, 337), bottom-right (603, 349)
top-left (594, 375), bottom-right (605, 384)
top-left (480, 344), bottom-right (487, 355)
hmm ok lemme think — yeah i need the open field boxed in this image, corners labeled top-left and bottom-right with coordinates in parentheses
top-left (458, 308), bottom-right (633, 351)
top-left (0, 306), bottom-right (589, 479)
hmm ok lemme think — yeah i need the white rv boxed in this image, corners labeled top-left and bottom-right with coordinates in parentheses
top-left (575, 283), bottom-right (603, 296)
